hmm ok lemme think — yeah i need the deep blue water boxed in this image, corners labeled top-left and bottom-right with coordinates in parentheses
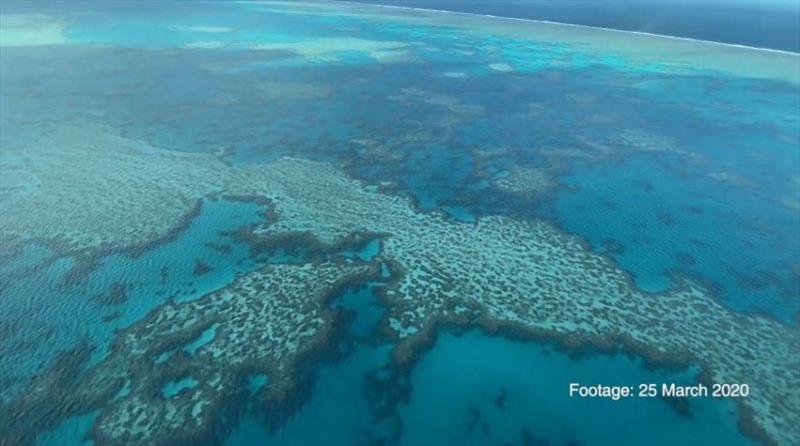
top-left (352, 0), bottom-right (800, 52)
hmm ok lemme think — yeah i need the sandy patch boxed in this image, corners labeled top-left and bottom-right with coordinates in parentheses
top-left (489, 62), bottom-right (514, 72)
top-left (182, 41), bottom-right (227, 49)
top-left (0, 14), bottom-right (68, 47)
top-left (176, 25), bottom-right (235, 34)
top-left (248, 37), bottom-right (411, 62)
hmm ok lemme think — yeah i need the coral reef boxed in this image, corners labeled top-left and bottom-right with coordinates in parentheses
top-left (238, 154), bottom-right (800, 446)
top-left (491, 165), bottom-right (555, 197)
top-left (0, 125), bottom-right (228, 256)
top-left (1, 126), bottom-right (797, 445)
top-left (246, 37), bottom-right (413, 62)
top-left (0, 261), bottom-right (376, 446)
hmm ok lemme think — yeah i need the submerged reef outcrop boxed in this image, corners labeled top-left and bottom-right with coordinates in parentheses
top-left (1, 126), bottom-right (798, 445)
top-left (491, 165), bottom-right (555, 197)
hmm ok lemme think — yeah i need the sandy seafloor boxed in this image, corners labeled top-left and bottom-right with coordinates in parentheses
top-left (0, 1), bottom-right (798, 445)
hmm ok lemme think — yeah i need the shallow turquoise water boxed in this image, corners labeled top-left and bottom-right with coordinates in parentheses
top-left (554, 155), bottom-right (799, 320)
top-left (37, 411), bottom-right (97, 446)
top-left (226, 344), bottom-right (396, 446)
top-left (0, 199), bottom-right (266, 397)
top-left (223, 287), bottom-right (755, 446)
top-left (398, 331), bottom-right (754, 446)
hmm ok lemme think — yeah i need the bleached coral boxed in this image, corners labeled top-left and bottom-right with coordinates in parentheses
top-left (1, 126), bottom-right (797, 445)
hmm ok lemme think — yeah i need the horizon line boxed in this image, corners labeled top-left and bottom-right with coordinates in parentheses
top-left (329, 0), bottom-right (800, 57)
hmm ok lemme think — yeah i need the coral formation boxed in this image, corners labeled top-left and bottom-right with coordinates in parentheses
top-left (491, 165), bottom-right (555, 197)
top-left (246, 37), bottom-right (413, 62)
top-left (1, 126), bottom-right (797, 445)
top-left (0, 261), bottom-right (376, 446)
top-left (0, 125), bottom-right (228, 256)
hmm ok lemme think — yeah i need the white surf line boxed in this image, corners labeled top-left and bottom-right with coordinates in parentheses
top-left (329, 0), bottom-right (800, 57)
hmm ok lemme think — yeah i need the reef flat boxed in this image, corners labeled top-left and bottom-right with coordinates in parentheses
top-left (1, 126), bottom-right (797, 445)
top-left (0, 125), bottom-right (229, 257)
top-left (265, 0), bottom-right (800, 84)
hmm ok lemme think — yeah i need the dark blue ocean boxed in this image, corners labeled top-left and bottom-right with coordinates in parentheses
top-left (352, 0), bottom-right (800, 52)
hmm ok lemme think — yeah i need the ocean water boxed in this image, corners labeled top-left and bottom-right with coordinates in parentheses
top-left (397, 331), bottom-right (753, 446)
top-left (0, 1), bottom-right (798, 445)
top-left (0, 199), bottom-right (269, 397)
top-left (553, 155), bottom-right (800, 319)
top-left (351, 0), bottom-right (800, 52)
